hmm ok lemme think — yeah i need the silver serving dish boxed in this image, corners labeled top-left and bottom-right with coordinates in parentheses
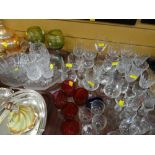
top-left (0, 87), bottom-right (13, 99)
top-left (0, 88), bottom-right (47, 135)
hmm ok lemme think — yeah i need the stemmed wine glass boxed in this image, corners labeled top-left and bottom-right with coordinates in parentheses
top-left (92, 114), bottom-right (107, 134)
top-left (79, 107), bottom-right (94, 135)
top-left (90, 100), bottom-right (105, 115)
top-left (94, 37), bottom-right (108, 53)
top-left (82, 69), bottom-right (99, 92)
top-left (103, 73), bottom-right (124, 98)
top-left (83, 43), bottom-right (97, 69)
top-left (139, 69), bottom-right (155, 89)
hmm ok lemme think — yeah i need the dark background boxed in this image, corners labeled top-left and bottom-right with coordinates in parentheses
top-left (83, 19), bottom-right (155, 25)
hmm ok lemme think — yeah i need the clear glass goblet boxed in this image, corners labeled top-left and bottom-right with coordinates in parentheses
top-left (83, 47), bottom-right (97, 69)
top-left (132, 82), bottom-right (146, 96)
top-left (103, 75), bottom-right (123, 98)
top-left (81, 123), bottom-right (95, 135)
top-left (98, 71), bottom-right (114, 86)
top-left (82, 69), bottom-right (99, 91)
top-left (78, 107), bottom-right (92, 124)
top-left (119, 118), bottom-right (131, 135)
top-left (90, 100), bottom-right (105, 115)
top-left (95, 38), bottom-right (108, 53)
top-left (92, 114), bottom-right (107, 135)
top-left (125, 63), bottom-right (143, 83)
top-left (139, 70), bottom-right (155, 89)
top-left (67, 53), bottom-right (84, 71)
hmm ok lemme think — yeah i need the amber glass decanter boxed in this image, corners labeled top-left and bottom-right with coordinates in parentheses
top-left (0, 20), bottom-right (21, 55)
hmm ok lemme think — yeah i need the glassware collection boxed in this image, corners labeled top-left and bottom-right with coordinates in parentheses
top-left (0, 23), bottom-right (155, 135)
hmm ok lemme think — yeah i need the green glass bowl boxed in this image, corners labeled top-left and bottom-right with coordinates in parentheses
top-left (26, 26), bottom-right (45, 43)
top-left (46, 29), bottom-right (64, 50)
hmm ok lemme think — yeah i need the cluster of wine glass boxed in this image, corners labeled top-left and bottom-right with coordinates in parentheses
top-left (0, 43), bottom-right (62, 90)
top-left (64, 43), bottom-right (155, 134)
top-left (101, 49), bottom-right (155, 135)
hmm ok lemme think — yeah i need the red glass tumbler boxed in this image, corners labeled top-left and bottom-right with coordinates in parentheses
top-left (53, 90), bottom-right (67, 109)
top-left (62, 102), bottom-right (78, 119)
top-left (73, 88), bottom-right (88, 106)
top-left (60, 119), bottom-right (80, 135)
top-left (61, 80), bottom-right (75, 97)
